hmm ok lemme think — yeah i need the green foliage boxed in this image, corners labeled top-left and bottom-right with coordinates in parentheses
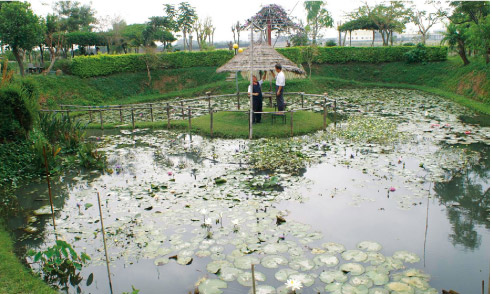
top-left (332, 115), bottom-right (401, 144)
top-left (403, 42), bottom-right (415, 46)
top-left (404, 43), bottom-right (430, 63)
top-left (76, 141), bottom-right (106, 170)
top-left (0, 141), bottom-right (38, 188)
top-left (38, 112), bottom-right (86, 152)
top-left (277, 46), bottom-right (448, 64)
top-left (304, 1), bottom-right (334, 44)
top-left (53, 58), bottom-right (73, 74)
top-left (0, 82), bottom-right (39, 141)
top-left (122, 286), bottom-right (140, 294)
top-left (325, 40), bottom-right (337, 47)
top-left (27, 240), bottom-right (90, 290)
top-left (246, 138), bottom-right (310, 174)
top-left (290, 31), bottom-right (310, 46)
top-left (71, 50), bottom-right (233, 77)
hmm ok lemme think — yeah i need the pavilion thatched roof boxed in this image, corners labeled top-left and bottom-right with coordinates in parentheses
top-left (217, 43), bottom-right (306, 78)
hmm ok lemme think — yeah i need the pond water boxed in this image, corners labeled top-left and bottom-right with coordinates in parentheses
top-left (8, 88), bottom-right (489, 294)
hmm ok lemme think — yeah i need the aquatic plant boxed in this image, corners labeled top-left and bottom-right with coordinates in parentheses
top-left (331, 115), bottom-right (402, 145)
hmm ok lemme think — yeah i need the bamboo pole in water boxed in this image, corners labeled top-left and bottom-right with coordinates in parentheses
top-left (97, 192), bottom-right (114, 294)
top-left (251, 264), bottom-right (256, 294)
top-left (42, 146), bottom-right (57, 236)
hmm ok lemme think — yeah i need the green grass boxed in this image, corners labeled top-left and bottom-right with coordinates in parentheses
top-left (0, 224), bottom-right (56, 294)
top-left (86, 109), bottom-right (328, 138)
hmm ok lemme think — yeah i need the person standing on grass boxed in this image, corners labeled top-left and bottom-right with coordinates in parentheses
top-left (272, 64), bottom-right (285, 111)
top-left (248, 71), bottom-right (267, 123)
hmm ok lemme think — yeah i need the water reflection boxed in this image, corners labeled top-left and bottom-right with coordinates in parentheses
top-left (434, 143), bottom-right (490, 250)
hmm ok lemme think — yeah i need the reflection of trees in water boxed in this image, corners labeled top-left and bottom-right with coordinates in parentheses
top-left (434, 144), bottom-right (490, 251)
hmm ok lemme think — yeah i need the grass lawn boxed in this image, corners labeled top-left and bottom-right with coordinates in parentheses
top-left (87, 109), bottom-right (328, 138)
top-left (0, 224), bottom-right (56, 294)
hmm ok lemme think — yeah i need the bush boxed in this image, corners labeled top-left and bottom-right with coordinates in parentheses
top-left (403, 42), bottom-right (415, 46)
top-left (404, 43), bottom-right (430, 63)
top-left (0, 82), bottom-right (39, 141)
top-left (325, 40), bottom-right (337, 47)
top-left (276, 46), bottom-right (448, 64)
top-left (71, 50), bottom-right (234, 78)
top-left (53, 59), bottom-right (72, 74)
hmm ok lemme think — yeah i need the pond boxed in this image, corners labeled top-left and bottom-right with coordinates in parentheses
top-left (8, 88), bottom-right (489, 294)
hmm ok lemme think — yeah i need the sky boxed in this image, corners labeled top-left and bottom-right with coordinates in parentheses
top-left (28, 0), bottom-right (450, 42)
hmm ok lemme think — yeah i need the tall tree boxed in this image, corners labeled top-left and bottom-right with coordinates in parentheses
top-left (177, 2), bottom-right (197, 51)
top-left (304, 1), bottom-right (334, 45)
top-left (231, 21), bottom-right (241, 47)
top-left (411, 4), bottom-right (446, 44)
top-left (43, 14), bottom-right (64, 73)
top-left (0, 2), bottom-right (43, 76)
top-left (54, 1), bottom-right (96, 32)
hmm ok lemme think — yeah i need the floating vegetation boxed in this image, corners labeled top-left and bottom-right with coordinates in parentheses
top-left (330, 115), bottom-right (402, 145)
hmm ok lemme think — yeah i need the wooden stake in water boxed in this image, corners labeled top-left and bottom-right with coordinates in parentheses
top-left (210, 109), bottom-right (214, 138)
top-left (251, 264), bottom-right (256, 294)
top-left (166, 103), bottom-right (171, 129)
top-left (188, 106), bottom-right (192, 131)
top-left (301, 92), bottom-right (304, 108)
top-left (149, 103), bottom-right (154, 122)
top-left (131, 107), bottom-right (135, 129)
top-left (42, 146), bottom-right (56, 234)
top-left (119, 105), bottom-right (123, 123)
top-left (97, 192), bottom-right (114, 294)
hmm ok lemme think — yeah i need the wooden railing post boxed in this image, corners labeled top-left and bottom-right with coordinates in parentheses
top-left (236, 91), bottom-right (240, 110)
top-left (334, 98), bottom-right (337, 128)
top-left (99, 110), bottom-right (104, 130)
top-left (89, 106), bottom-right (93, 122)
top-left (166, 103), bottom-right (171, 129)
top-left (181, 101), bottom-right (185, 119)
top-left (323, 93), bottom-right (328, 130)
top-left (131, 107), bottom-right (135, 129)
top-left (188, 106), bottom-right (192, 131)
top-left (206, 91), bottom-right (212, 113)
top-left (119, 105), bottom-right (123, 123)
top-left (301, 92), bottom-right (304, 108)
top-left (66, 109), bottom-right (70, 122)
top-left (149, 103), bottom-right (154, 122)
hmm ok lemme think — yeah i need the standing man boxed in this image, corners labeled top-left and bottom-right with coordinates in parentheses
top-left (272, 64), bottom-right (285, 111)
top-left (248, 71), bottom-right (267, 123)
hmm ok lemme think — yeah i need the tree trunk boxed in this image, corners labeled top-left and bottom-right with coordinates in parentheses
top-left (372, 31), bottom-right (375, 47)
top-left (146, 63), bottom-right (152, 86)
top-left (390, 31), bottom-right (393, 46)
top-left (343, 31), bottom-right (347, 46)
top-left (13, 47), bottom-right (25, 76)
top-left (380, 31), bottom-right (386, 46)
top-left (44, 46), bottom-right (57, 74)
top-left (39, 45), bottom-right (44, 65)
top-left (183, 30), bottom-right (187, 51)
top-left (457, 40), bottom-right (470, 66)
top-left (349, 31), bottom-right (352, 46)
top-left (339, 29), bottom-right (342, 46)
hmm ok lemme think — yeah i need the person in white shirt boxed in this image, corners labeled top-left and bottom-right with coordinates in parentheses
top-left (272, 64), bottom-right (286, 111)
top-left (247, 71), bottom-right (267, 123)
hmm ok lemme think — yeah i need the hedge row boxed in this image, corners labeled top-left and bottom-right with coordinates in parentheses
top-left (276, 46), bottom-right (448, 64)
top-left (71, 50), bottom-right (234, 78)
top-left (71, 46), bottom-right (448, 78)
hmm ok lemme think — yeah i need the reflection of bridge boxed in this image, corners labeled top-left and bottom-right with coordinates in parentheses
top-left (40, 92), bottom-right (344, 138)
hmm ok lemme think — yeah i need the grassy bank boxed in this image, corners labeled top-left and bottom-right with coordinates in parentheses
top-left (86, 109), bottom-right (327, 138)
top-left (0, 224), bottom-right (56, 294)
top-left (28, 57), bottom-right (489, 114)
top-left (312, 56), bottom-right (489, 104)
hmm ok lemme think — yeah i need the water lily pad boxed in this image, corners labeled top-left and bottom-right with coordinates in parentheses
top-left (263, 243), bottom-right (289, 254)
top-left (289, 257), bottom-right (316, 271)
top-left (218, 267), bottom-right (243, 282)
top-left (198, 279), bottom-right (227, 294)
top-left (237, 270), bottom-right (266, 286)
top-left (314, 254), bottom-right (339, 267)
top-left (366, 270), bottom-right (389, 285)
top-left (154, 257), bottom-right (169, 266)
top-left (288, 272), bottom-right (316, 287)
top-left (401, 277), bottom-right (429, 290)
top-left (234, 256), bottom-right (260, 270)
top-left (366, 252), bottom-right (386, 265)
top-left (275, 268), bottom-right (298, 282)
top-left (340, 263), bottom-right (365, 276)
top-left (319, 270), bottom-right (348, 283)
top-left (196, 250), bottom-right (211, 258)
top-left (342, 284), bottom-right (369, 294)
top-left (386, 282), bottom-right (414, 293)
top-left (248, 285), bottom-right (276, 294)
top-left (357, 241), bottom-right (382, 252)
top-left (322, 242), bottom-right (346, 254)
top-left (207, 260), bottom-right (232, 274)
top-left (260, 255), bottom-right (288, 268)
top-left (341, 250), bottom-right (368, 262)
top-left (369, 288), bottom-right (390, 294)
top-left (393, 251), bottom-right (420, 263)
top-left (350, 275), bottom-right (374, 288)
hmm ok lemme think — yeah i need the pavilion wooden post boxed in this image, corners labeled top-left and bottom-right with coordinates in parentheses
top-left (99, 110), bottom-right (104, 130)
top-left (248, 25), bottom-right (253, 140)
top-left (210, 109), bottom-right (214, 138)
top-left (119, 105), bottom-right (123, 123)
top-left (290, 110), bottom-right (294, 137)
top-left (188, 106), bottom-right (192, 131)
top-left (149, 103), bottom-right (154, 122)
top-left (301, 92), bottom-right (304, 108)
top-left (323, 93), bottom-right (327, 130)
top-left (166, 103), bottom-right (171, 129)
top-left (180, 101), bottom-right (185, 119)
top-left (131, 107), bottom-right (135, 129)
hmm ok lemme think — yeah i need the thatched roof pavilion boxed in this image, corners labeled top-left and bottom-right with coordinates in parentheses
top-left (217, 43), bottom-right (306, 79)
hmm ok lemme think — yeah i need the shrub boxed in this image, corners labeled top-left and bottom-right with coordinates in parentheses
top-left (325, 40), bottom-right (337, 47)
top-left (403, 42), bottom-right (415, 46)
top-left (404, 43), bottom-right (430, 63)
top-left (53, 59), bottom-right (72, 74)
top-left (71, 50), bottom-right (234, 78)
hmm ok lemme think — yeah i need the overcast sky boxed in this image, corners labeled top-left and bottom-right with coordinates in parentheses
top-left (28, 0), bottom-right (449, 42)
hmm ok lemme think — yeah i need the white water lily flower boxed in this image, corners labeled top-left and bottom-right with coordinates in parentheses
top-left (285, 279), bottom-right (303, 291)
top-left (200, 209), bottom-right (208, 215)
top-left (231, 219), bottom-right (240, 225)
top-left (204, 218), bottom-right (212, 225)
